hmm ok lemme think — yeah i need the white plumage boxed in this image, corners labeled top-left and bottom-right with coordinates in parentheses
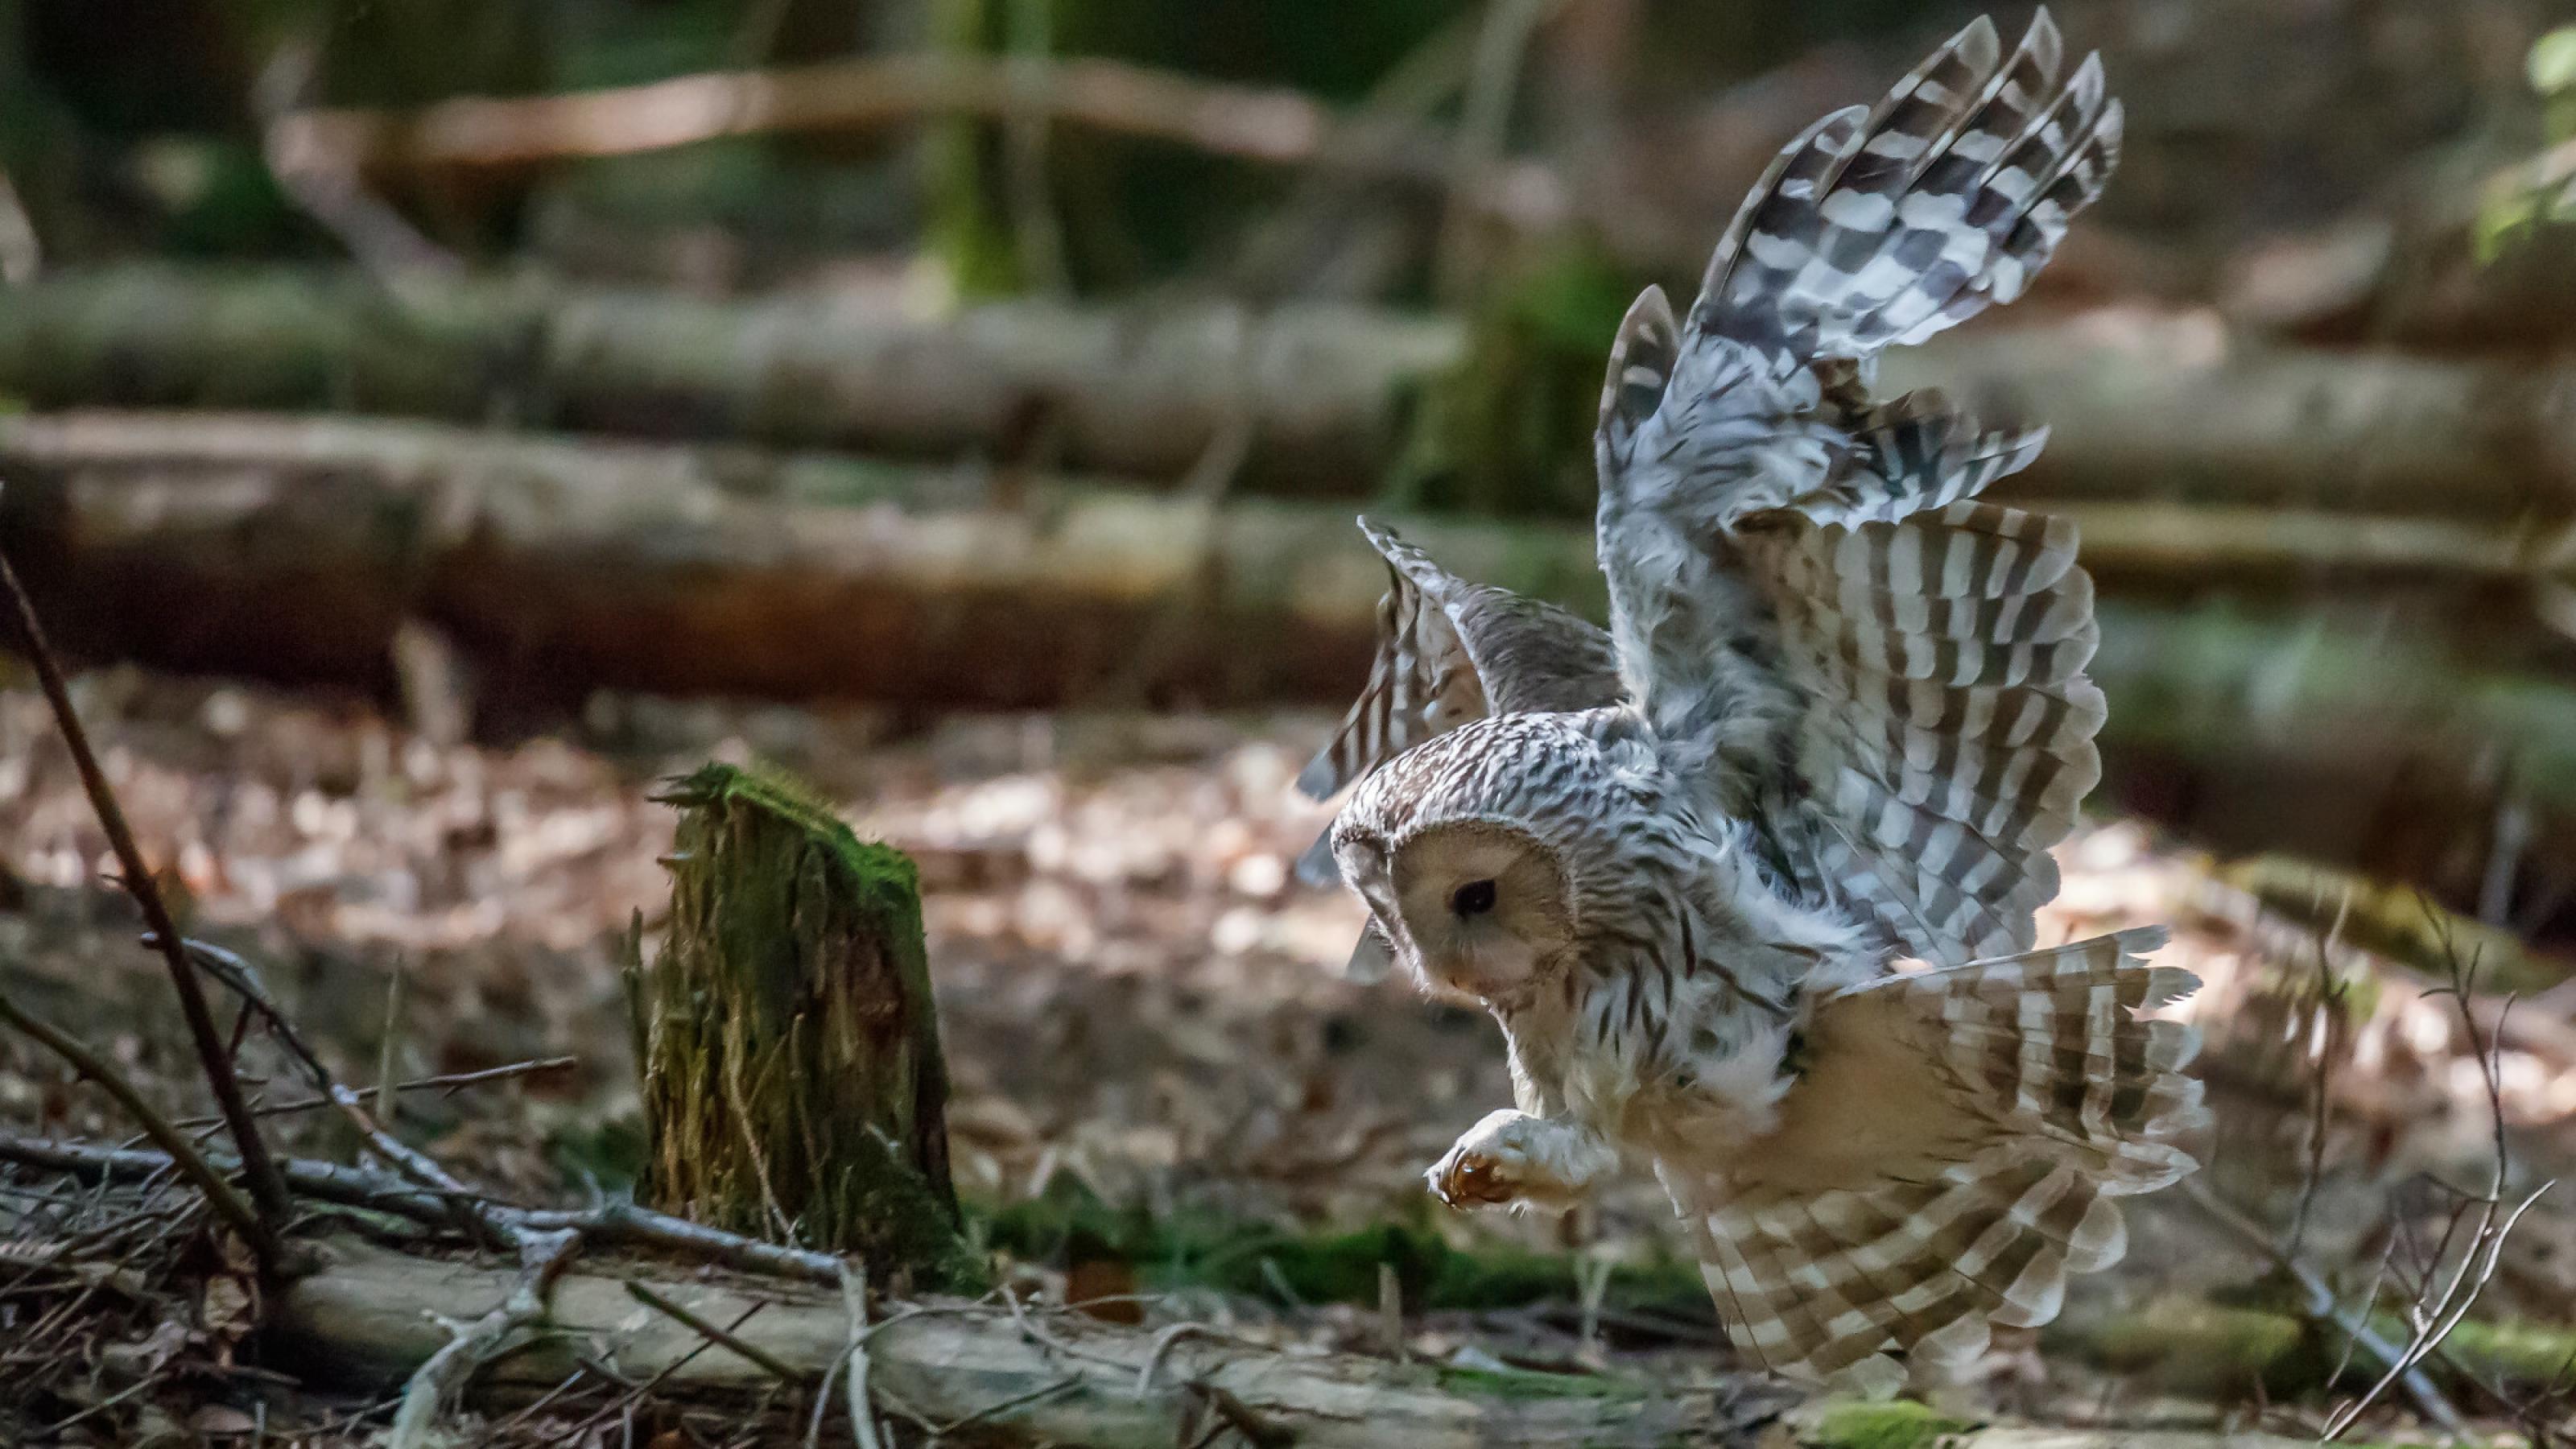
top-left (1298, 10), bottom-right (2206, 1385)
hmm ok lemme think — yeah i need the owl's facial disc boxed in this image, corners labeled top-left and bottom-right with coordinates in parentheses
top-left (1385, 821), bottom-right (1574, 1001)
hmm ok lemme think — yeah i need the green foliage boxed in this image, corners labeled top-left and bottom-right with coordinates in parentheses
top-left (1801, 1400), bottom-right (1976, 1449)
top-left (976, 1183), bottom-right (1707, 1315)
top-left (123, 138), bottom-right (308, 258)
top-left (1393, 242), bottom-right (1636, 517)
top-left (2419, 1314), bottom-right (2576, 1387)
top-left (2476, 26), bottom-right (2576, 260)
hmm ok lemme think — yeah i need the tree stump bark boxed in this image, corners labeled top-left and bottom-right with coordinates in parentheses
top-left (627, 762), bottom-right (975, 1290)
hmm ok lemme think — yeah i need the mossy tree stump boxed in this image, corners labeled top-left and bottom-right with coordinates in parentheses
top-left (629, 762), bottom-right (976, 1289)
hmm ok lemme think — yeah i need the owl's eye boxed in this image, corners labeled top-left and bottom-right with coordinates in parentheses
top-left (1451, 879), bottom-right (1498, 916)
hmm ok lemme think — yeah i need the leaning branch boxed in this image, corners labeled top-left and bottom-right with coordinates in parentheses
top-left (0, 535), bottom-right (295, 1255)
top-left (268, 51), bottom-right (1556, 212)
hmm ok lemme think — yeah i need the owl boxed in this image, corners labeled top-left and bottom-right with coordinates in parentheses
top-left (1298, 11), bottom-right (2207, 1387)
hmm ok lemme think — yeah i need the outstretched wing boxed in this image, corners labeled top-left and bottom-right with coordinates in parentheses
top-left (1298, 521), bottom-right (1620, 882)
top-left (1678, 929), bottom-right (2204, 1383)
top-left (1594, 10), bottom-right (2119, 964)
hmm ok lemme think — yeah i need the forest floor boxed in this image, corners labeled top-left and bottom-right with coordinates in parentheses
top-left (4, 667), bottom-right (2575, 1444)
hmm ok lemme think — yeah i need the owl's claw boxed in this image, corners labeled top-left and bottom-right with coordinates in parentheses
top-left (1426, 1108), bottom-right (1552, 1211)
top-left (1426, 1146), bottom-right (1518, 1210)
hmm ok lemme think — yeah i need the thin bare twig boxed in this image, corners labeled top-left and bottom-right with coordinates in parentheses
top-left (156, 937), bottom-right (502, 1235)
top-left (564, 1298), bottom-right (771, 1442)
top-left (0, 1129), bottom-right (852, 1283)
top-left (0, 988), bottom-right (263, 1245)
top-left (1186, 1382), bottom-right (1293, 1449)
top-left (375, 962), bottom-right (407, 1134)
top-left (932, 1372), bottom-right (1082, 1438)
top-left (625, 1279), bottom-right (811, 1385)
top-left (2322, 914), bottom-right (2557, 1442)
top-left (255, 41), bottom-right (460, 279)
top-left (0, 539), bottom-right (294, 1257)
top-left (839, 1265), bottom-right (884, 1449)
top-left (173, 1056), bottom-right (580, 1129)
top-left (1137, 1321), bottom-right (1216, 1400)
top-left (270, 51), bottom-right (1562, 216)
top-left (0, 167), bottom-right (40, 285)
top-left (2183, 1179), bottom-right (2464, 1435)
top-left (386, 1227), bottom-right (580, 1449)
top-left (1002, 0), bottom-right (1071, 297)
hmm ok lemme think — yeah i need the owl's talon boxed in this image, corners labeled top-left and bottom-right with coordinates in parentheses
top-left (1428, 1110), bottom-right (1557, 1211)
top-left (1428, 1150), bottom-right (1517, 1210)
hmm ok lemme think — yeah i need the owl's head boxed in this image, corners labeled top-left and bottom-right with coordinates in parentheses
top-left (1329, 712), bottom-right (1637, 1005)
top-left (1337, 815), bottom-right (1575, 1001)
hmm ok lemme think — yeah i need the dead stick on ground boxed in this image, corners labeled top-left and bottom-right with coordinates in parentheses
top-left (837, 1265), bottom-right (884, 1449)
top-left (0, 535), bottom-right (295, 1259)
top-left (159, 937), bottom-right (497, 1215)
top-left (0, 1129), bottom-right (847, 1281)
top-left (625, 1280), bottom-right (811, 1385)
top-left (0, 985), bottom-right (264, 1245)
top-left (386, 1226), bottom-right (580, 1449)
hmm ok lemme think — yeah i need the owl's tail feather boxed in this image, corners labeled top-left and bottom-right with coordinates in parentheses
top-left (1694, 928), bottom-right (2205, 1385)
top-left (1889, 925), bottom-right (2207, 1192)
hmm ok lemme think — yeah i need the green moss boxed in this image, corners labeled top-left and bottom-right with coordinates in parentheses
top-left (633, 762), bottom-right (979, 1291)
top-left (1435, 1364), bottom-right (1641, 1402)
top-left (975, 1189), bottom-right (1705, 1316)
top-left (1802, 1401), bottom-right (1976, 1449)
top-left (2072, 1296), bottom-right (2310, 1397)
top-left (545, 1111), bottom-right (650, 1194)
top-left (2378, 1313), bottom-right (2576, 1388)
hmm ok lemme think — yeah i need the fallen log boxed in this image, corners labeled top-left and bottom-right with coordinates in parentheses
top-left (0, 410), bottom-right (1470, 704)
top-left (10, 408), bottom-right (2570, 917)
top-left (251, 1236), bottom-right (2390, 1448)
top-left (1879, 312), bottom-right (2576, 518)
top-left (3, 406), bottom-right (2568, 729)
top-left (269, 1236), bottom-right (1762, 1449)
top-left (269, 1234), bottom-right (2483, 1448)
top-left (0, 265), bottom-right (1455, 492)
top-left (2, 267), bottom-right (2573, 517)
top-left (2044, 1293), bottom-right (2576, 1406)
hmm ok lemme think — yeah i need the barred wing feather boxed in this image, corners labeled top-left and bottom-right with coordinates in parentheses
top-left (1593, 10), bottom-right (2119, 964)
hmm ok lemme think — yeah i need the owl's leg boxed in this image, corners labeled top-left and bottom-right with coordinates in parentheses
top-left (1427, 1109), bottom-right (1617, 1212)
